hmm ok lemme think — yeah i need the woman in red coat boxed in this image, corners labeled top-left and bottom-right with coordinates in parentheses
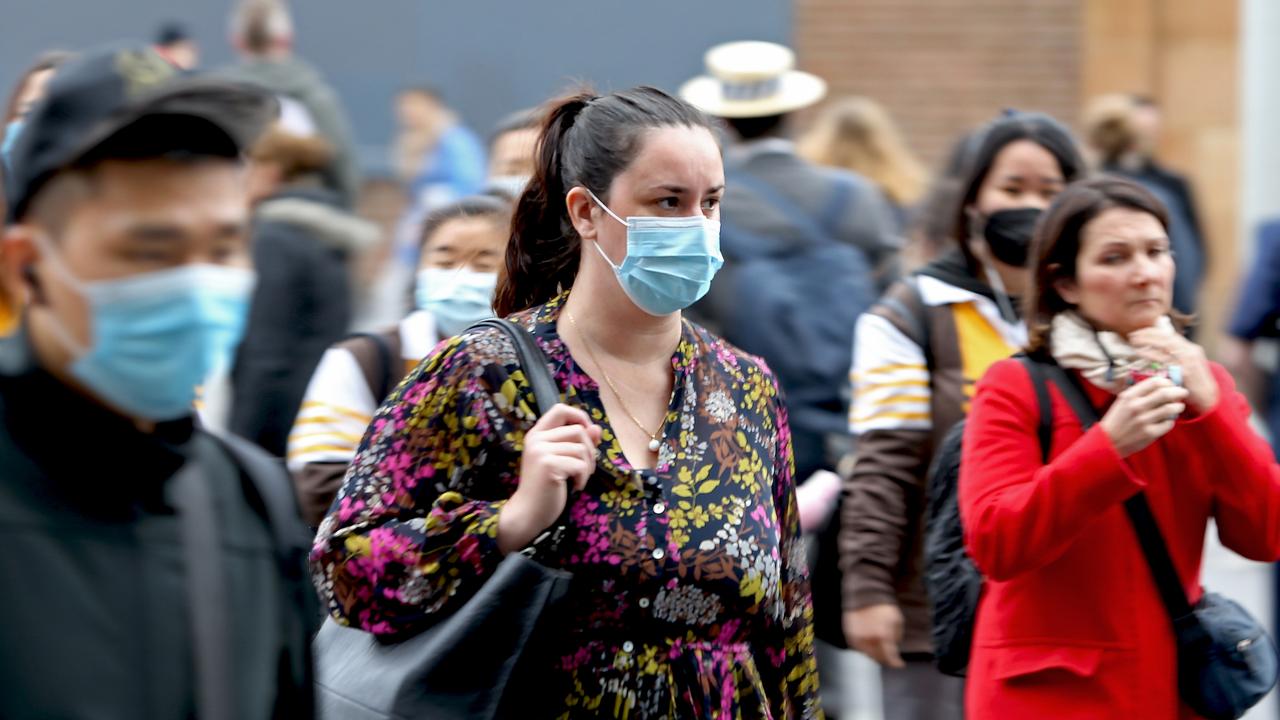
top-left (959, 176), bottom-right (1280, 718)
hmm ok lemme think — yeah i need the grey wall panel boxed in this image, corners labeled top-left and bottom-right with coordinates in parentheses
top-left (1, 0), bottom-right (790, 174)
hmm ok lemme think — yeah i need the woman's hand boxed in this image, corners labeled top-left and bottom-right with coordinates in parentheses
top-left (497, 404), bottom-right (602, 554)
top-left (1099, 377), bottom-right (1190, 457)
top-left (1128, 325), bottom-right (1219, 414)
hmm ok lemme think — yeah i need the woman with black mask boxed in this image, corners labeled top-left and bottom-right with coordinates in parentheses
top-left (838, 112), bottom-right (1085, 719)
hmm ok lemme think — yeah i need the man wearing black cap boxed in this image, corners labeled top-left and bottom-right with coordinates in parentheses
top-left (0, 45), bottom-right (315, 719)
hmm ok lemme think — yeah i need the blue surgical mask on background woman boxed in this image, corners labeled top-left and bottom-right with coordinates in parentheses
top-left (584, 187), bottom-right (723, 316)
top-left (2, 119), bottom-right (24, 172)
top-left (414, 267), bottom-right (498, 337)
top-left (38, 238), bottom-right (256, 421)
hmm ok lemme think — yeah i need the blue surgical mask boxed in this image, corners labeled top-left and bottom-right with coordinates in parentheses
top-left (486, 175), bottom-right (531, 199)
top-left (414, 266), bottom-right (498, 337)
top-left (41, 244), bottom-right (256, 421)
top-left (2, 119), bottom-right (23, 170)
top-left (585, 188), bottom-right (723, 316)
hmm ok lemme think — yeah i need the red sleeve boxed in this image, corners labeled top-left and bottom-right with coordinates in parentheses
top-left (1179, 364), bottom-right (1280, 561)
top-left (958, 358), bottom-right (1147, 581)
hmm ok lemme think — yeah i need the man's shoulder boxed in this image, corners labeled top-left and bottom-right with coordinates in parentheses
top-left (730, 149), bottom-right (878, 201)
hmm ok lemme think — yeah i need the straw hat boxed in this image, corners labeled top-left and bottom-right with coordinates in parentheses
top-left (679, 41), bottom-right (827, 119)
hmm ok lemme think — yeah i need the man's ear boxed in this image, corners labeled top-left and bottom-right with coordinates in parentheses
top-left (565, 186), bottom-right (600, 243)
top-left (1, 224), bottom-right (41, 306)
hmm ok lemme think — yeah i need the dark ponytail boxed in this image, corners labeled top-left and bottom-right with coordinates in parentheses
top-left (494, 91), bottom-right (593, 316)
top-left (493, 86), bottom-right (712, 316)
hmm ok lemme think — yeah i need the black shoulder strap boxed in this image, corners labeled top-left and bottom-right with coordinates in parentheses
top-left (210, 432), bottom-right (318, 717)
top-left (469, 318), bottom-right (561, 416)
top-left (1014, 355), bottom-right (1052, 464)
top-left (468, 318), bottom-right (577, 554)
top-left (343, 331), bottom-right (398, 402)
top-left (172, 461), bottom-right (235, 720)
top-left (1021, 354), bottom-right (1196, 622)
top-left (875, 276), bottom-right (932, 366)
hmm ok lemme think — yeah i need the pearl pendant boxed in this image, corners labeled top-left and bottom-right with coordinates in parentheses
top-left (648, 438), bottom-right (661, 452)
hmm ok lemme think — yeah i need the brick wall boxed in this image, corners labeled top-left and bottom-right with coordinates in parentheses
top-left (794, 0), bottom-right (1082, 171)
top-left (795, 0), bottom-right (1240, 344)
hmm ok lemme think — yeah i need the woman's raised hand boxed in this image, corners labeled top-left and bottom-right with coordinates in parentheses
top-left (1099, 377), bottom-right (1189, 457)
top-left (1128, 324), bottom-right (1218, 414)
top-left (497, 404), bottom-right (602, 554)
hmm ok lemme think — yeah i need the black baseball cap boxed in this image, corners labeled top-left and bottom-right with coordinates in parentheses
top-left (6, 43), bottom-right (278, 223)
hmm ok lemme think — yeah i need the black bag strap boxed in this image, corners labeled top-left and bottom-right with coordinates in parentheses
top-left (211, 432), bottom-right (318, 717)
top-left (876, 276), bottom-right (932, 369)
top-left (1023, 354), bottom-right (1197, 622)
top-left (468, 318), bottom-right (575, 556)
top-left (172, 461), bottom-right (236, 720)
top-left (1014, 355), bottom-right (1053, 464)
top-left (344, 331), bottom-right (399, 402)
top-left (469, 318), bottom-right (561, 416)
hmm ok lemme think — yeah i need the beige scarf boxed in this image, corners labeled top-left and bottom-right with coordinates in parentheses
top-left (1049, 311), bottom-right (1175, 394)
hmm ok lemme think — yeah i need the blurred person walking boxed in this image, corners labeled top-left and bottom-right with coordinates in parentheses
top-left (960, 177), bottom-right (1280, 718)
top-left (288, 193), bottom-right (510, 527)
top-left (311, 86), bottom-right (822, 718)
top-left (3, 51), bottom-right (71, 170)
top-left (154, 21), bottom-right (200, 70)
top-left (381, 87), bottom-right (489, 320)
top-left (485, 107), bottom-right (540, 197)
top-left (680, 42), bottom-right (899, 717)
top-left (228, 108), bottom-right (378, 458)
top-left (0, 51), bottom-right (72, 335)
top-left (798, 96), bottom-right (930, 237)
top-left (223, 0), bottom-right (361, 208)
top-left (1084, 94), bottom-right (1204, 317)
top-left (682, 40), bottom-right (898, 494)
top-left (1221, 217), bottom-right (1280, 454)
top-left (841, 112), bottom-right (1084, 720)
top-left (0, 45), bottom-right (315, 719)
top-left (393, 86), bottom-right (487, 216)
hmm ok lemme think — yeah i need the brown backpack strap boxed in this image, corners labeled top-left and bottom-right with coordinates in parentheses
top-left (870, 276), bottom-right (932, 365)
top-left (338, 329), bottom-right (404, 404)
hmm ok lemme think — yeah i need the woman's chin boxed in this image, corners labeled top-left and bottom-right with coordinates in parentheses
top-left (1119, 305), bottom-right (1168, 333)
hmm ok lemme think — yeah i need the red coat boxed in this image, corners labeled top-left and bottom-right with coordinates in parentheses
top-left (959, 358), bottom-right (1280, 718)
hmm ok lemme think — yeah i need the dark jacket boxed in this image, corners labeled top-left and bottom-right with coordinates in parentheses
top-left (0, 329), bottom-right (316, 719)
top-left (221, 57), bottom-right (362, 208)
top-left (230, 187), bottom-right (377, 457)
top-left (715, 138), bottom-right (902, 292)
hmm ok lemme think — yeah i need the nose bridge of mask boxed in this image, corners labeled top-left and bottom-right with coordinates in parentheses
top-left (424, 263), bottom-right (487, 293)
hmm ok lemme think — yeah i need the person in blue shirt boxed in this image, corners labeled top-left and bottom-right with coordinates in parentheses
top-left (1222, 218), bottom-right (1280, 456)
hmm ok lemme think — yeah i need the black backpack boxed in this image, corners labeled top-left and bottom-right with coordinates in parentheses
top-left (923, 354), bottom-right (1052, 676)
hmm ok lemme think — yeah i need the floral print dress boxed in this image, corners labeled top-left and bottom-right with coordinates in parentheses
top-left (310, 292), bottom-right (822, 719)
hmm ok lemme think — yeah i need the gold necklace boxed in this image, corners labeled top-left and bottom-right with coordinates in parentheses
top-left (564, 308), bottom-right (664, 452)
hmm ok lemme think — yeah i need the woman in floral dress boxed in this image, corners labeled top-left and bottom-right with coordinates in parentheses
top-left (311, 86), bottom-right (822, 719)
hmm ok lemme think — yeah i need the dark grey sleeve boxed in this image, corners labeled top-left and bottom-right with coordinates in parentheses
top-left (839, 185), bottom-right (903, 293)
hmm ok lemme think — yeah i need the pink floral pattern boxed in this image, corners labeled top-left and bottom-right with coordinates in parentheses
top-left (310, 292), bottom-right (821, 719)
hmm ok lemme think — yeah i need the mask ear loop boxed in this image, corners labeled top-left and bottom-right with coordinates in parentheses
top-left (582, 186), bottom-right (628, 227)
top-left (968, 210), bottom-right (1020, 326)
top-left (978, 258), bottom-right (1019, 326)
top-left (581, 186), bottom-right (627, 272)
top-left (28, 232), bottom-right (90, 357)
